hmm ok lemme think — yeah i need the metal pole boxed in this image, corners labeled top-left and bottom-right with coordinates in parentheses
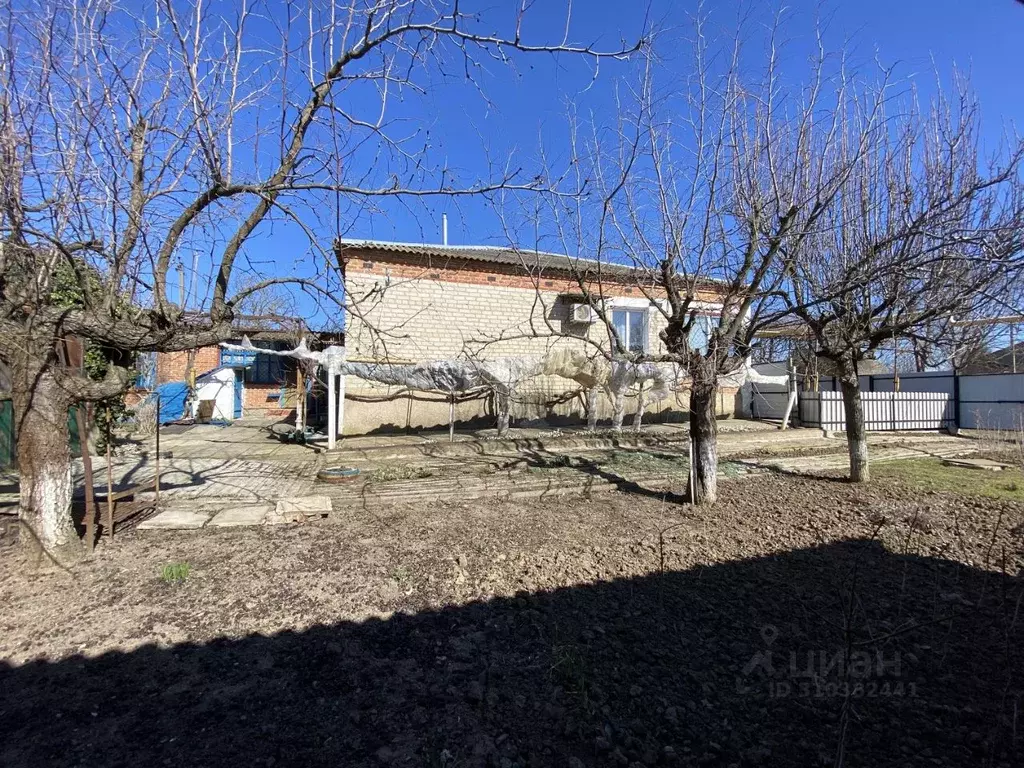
top-left (952, 370), bottom-right (962, 432)
top-left (449, 393), bottom-right (455, 443)
top-left (337, 369), bottom-right (345, 442)
top-left (154, 397), bottom-right (161, 505)
top-left (1012, 324), bottom-right (1017, 374)
top-left (295, 366), bottom-right (305, 433)
top-left (327, 369), bottom-right (337, 450)
top-left (104, 406), bottom-right (114, 539)
top-left (688, 432), bottom-right (695, 504)
top-left (76, 405), bottom-right (96, 554)
top-left (782, 364), bottom-right (797, 430)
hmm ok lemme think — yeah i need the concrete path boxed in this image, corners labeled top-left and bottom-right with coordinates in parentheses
top-left (133, 429), bottom-right (982, 531)
top-left (79, 458), bottom-right (318, 503)
top-left (133, 417), bottom-right (778, 462)
top-left (0, 418), bottom-right (970, 531)
top-left (138, 496), bottom-right (333, 530)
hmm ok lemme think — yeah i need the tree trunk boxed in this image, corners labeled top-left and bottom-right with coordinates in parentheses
top-left (586, 387), bottom-right (599, 432)
top-left (12, 366), bottom-right (80, 559)
top-left (495, 389), bottom-right (511, 437)
top-left (632, 384), bottom-right (647, 432)
top-left (839, 372), bottom-right (870, 483)
top-left (688, 382), bottom-right (718, 505)
top-left (611, 390), bottom-right (626, 432)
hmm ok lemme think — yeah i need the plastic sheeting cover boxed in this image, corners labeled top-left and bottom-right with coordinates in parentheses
top-left (221, 338), bottom-right (790, 398)
top-left (340, 360), bottom-right (485, 393)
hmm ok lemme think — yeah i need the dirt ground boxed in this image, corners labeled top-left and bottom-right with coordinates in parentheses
top-left (2, 464), bottom-right (1024, 767)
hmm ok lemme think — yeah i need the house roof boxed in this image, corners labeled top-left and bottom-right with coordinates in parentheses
top-left (336, 239), bottom-right (726, 287)
top-left (960, 341), bottom-right (1024, 374)
top-left (233, 328), bottom-right (344, 345)
top-left (761, 347), bottom-right (892, 376)
top-left (178, 312), bottom-right (344, 345)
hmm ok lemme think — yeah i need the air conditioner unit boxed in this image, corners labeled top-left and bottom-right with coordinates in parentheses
top-left (571, 303), bottom-right (598, 324)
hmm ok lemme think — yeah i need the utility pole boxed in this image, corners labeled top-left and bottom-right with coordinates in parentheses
top-left (1012, 324), bottom-right (1018, 374)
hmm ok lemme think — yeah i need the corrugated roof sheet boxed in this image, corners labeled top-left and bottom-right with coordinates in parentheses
top-left (336, 239), bottom-right (642, 278)
top-left (178, 312), bottom-right (343, 343)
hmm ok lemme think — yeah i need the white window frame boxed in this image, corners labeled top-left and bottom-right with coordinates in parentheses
top-left (609, 301), bottom-right (650, 354)
top-left (605, 298), bottom-right (729, 355)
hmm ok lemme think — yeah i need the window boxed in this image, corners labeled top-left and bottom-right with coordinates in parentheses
top-left (688, 315), bottom-right (715, 354)
top-left (247, 352), bottom-right (286, 384)
top-left (222, 340), bottom-right (293, 385)
top-left (611, 308), bottom-right (648, 353)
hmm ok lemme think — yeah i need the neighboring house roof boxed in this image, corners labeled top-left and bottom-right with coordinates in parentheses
top-left (337, 239), bottom-right (727, 288)
top-left (176, 313), bottom-right (344, 345)
top-left (229, 330), bottom-right (345, 346)
top-left (753, 322), bottom-right (814, 339)
top-left (845, 358), bottom-right (891, 376)
top-left (960, 342), bottom-right (1024, 374)
top-left (768, 347), bottom-right (892, 376)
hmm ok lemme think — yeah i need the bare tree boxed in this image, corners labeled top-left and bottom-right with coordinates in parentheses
top-left (776, 76), bottom-right (1024, 481)
top-left (508, 13), bottom-right (885, 504)
top-left (0, 0), bottom-right (640, 559)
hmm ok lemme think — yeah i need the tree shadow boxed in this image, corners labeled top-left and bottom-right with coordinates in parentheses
top-left (518, 449), bottom-right (692, 505)
top-left (746, 463), bottom-right (857, 485)
top-left (2, 538), bottom-right (1020, 767)
top-left (68, 452), bottom-right (319, 540)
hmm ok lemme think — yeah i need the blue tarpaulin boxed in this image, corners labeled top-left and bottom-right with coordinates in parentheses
top-left (153, 382), bottom-right (189, 423)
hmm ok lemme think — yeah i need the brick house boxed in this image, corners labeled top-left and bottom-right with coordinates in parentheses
top-left (148, 324), bottom-right (343, 421)
top-left (338, 240), bottom-right (739, 434)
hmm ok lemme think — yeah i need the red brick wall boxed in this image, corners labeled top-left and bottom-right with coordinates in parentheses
top-left (243, 382), bottom-right (295, 419)
top-left (155, 346), bottom-right (301, 421)
top-left (343, 248), bottom-right (724, 303)
top-left (157, 346), bottom-right (221, 384)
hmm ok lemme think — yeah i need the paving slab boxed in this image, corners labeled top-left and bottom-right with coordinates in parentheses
top-left (943, 457), bottom-right (1012, 471)
top-left (273, 495), bottom-right (333, 521)
top-left (208, 504), bottom-right (273, 527)
top-left (137, 508), bottom-right (212, 530)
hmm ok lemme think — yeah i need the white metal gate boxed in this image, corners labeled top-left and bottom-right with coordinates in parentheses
top-left (799, 391), bottom-right (954, 432)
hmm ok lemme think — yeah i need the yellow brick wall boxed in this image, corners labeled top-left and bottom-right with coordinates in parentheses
top-left (345, 270), bottom-right (672, 363)
top-left (341, 263), bottom-right (735, 434)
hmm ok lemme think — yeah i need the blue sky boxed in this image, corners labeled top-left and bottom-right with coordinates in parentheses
top-left (334, 0), bottom-right (1024, 245)
top-left (213, 0), bottom-right (1024, 326)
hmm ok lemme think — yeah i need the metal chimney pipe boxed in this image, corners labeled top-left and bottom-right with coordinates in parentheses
top-left (442, 214), bottom-right (448, 246)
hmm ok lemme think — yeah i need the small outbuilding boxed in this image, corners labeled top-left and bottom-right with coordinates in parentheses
top-left (192, 366), bottom-right (236, 422)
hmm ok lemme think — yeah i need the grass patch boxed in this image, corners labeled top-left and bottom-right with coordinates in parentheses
top-left (160, 562), bottom-right (191, 584)
top-left (596, 449), bottom-right (688, 472)
top-left (718, 461), bottom-right (749, 479)
top-left (873, 458), bottom-right (1024, 502)
top-left (368, 465), bottom-right (433, 482)
top-left (524, 454), bottom-right (583, 472)
top-left (523, 449), bottom-right (749, 484)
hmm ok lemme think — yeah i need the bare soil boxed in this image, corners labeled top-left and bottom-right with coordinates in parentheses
top-left (2, 469), bottom-right (1023, 767)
